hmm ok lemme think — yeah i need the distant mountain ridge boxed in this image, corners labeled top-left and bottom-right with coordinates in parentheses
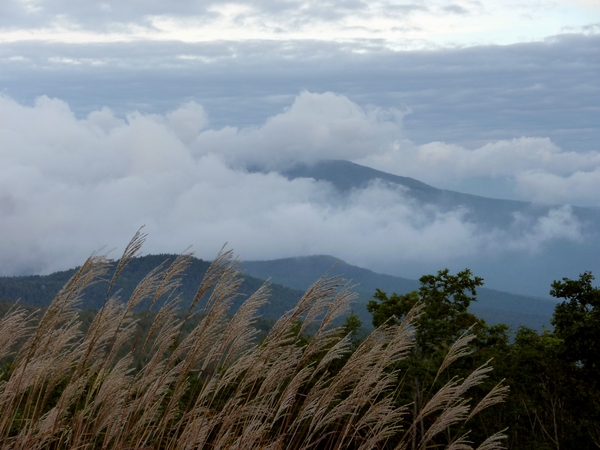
top-left (284, 160), bottom-right (439, 197)
top-left (241, 255), bottom-right (557, 330)
top-left (283, 160), bottom-right (600, 227)
top-left (0, 255), bottom-right (304, 320)
top-left (278, 160), bottom-right (600, 297)
top-left (0, 253), bottom-right (558, 331)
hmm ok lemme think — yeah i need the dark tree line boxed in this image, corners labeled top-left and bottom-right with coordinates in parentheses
top-left (2, 255), bottom-right (599, 448)
top-left (367, 269), bottom-right (600, 449)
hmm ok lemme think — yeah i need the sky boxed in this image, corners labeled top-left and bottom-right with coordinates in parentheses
top-left (0, 0), bottom-right (599, 294)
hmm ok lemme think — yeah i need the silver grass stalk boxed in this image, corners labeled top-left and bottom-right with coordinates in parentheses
top-left (105, 227), bottom-right (147, 300)
top-left (468, 380), bottom-right (510, 421)
top-left (0, 306), bottom-right (33, 362)
top-left (446, 433), bottom-right (475, 450)
top-left (0, 235), bottom-right (509, 450)
top-left (435, 329), bottom-right (477, 381)
top-left (475, 429), bottom-right (508, 450)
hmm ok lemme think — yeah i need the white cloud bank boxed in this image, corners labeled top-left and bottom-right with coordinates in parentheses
top-left (0, 0), bottom-right (597, 50)
top-left (0, 92), bottom-right (588, 276)
top-left (357, 137), bottom-right (600, 206)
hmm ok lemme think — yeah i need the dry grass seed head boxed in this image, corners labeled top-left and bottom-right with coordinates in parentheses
top-left (468, 381), bottom-right (510, 421)
top-left (0, 306), bottom-right (34, 361)
top-left (191, 247), bottom-right (236, 313)
top-left (300, 277), bottom-right (342, 330)
top-left (106, 228), bottom-right (147, 298)
top-left (260, 274), bottom-right (339, 349)
top-left (446, 433), bottom-right (474, 450)
top-left (436, 330), bottom-right (477, 381)
top-left (272, 365), bottom-right (314, 425)
top-left (15, 254), bottom-right (109, 368)
top-left (421, 399), bottom-right (472, 445)
top-left (124, 264), bottom-right (166, 314)
top-left (147, 252), bottom-right (194, 312)
top-left (455, 360), bottom-right (494, 399)
top-left (317, 283), bottom-right (356, 332)
top-left (215, 282), bottom-right (270, 368)
top-left (416, 376), bottom-right (461, 423)
top-left (475, 429), bottom-right (508, 450)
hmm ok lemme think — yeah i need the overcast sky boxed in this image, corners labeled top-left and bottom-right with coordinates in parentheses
top-left (0, 0), bottom-right (599, 292)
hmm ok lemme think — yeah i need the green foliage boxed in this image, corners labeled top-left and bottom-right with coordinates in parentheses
top-left (367, 269), bottom-right (600, 449)
top-left (551, 271), bottom-right (600, 376)
top-left (340, 311), bottom-right (364, 352)
top-left (366, 269), bottom-right (506, 448)
top-left (367, 268), bottom-right (484, 351)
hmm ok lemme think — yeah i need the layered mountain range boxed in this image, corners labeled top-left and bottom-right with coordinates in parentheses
top-left (0, 253), bottom-right (557, 331)
top-left (279, 160), bottom-right (600, 297)
top-left (2, 160), bottom-right (595, 331)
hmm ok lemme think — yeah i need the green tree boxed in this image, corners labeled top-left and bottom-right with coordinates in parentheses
top-left (367, 269), bottom-right (508, 448)
top-left (548, 272), bottom-right (600, 447)
top-left (341, 311), bottom-right (363, 349)
top-left (367, 268), bottom-right (484, 350)
top-left (504, 326), bottom-right (569, 449)
top-left (551, 271), bottom-right (600, 376)
top-left (496, 273), bottom-right (600, 449)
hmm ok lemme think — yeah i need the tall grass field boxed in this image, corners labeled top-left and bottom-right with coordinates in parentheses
top-left (0, 232), bottom-right (507, 449)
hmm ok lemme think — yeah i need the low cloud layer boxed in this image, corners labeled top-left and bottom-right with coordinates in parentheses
top-left (357, 137), bottom-right (600, 205)
top-left (192, 91), bottom-right (406, 169)
top-left (2, 34), bottom-right (597, 158)
top-left (0, 93), bottom-right (588, 278)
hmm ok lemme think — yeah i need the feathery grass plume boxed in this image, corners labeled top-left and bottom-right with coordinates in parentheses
top-left (435, 328), bottom-right (477, 381)
top-left (467, 380), bottom-right (510, 421)
top-left (114, 261), bottom-right (194, 448)
top-left (446, 433), bottom-right (474, 450)
top-left (87, 256), bottom-right (194, 449)
top-left (0, 305), bottom-right (32, 362)
top-left (475, 429), bottom-right (508, 450)
top-left (0, 235), bottom-right (509, 450)
top-left (0, 253), bottom-right (110, 444)
top-left (78, 229), bottom-right (146, 372)
top-left (105, 227), bottom-right (147, 300)
top-left (190, 245), bottom-right (236, 313)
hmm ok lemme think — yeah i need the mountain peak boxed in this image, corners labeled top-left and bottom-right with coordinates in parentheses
top-left (282, 159), bottom-right (438, 194)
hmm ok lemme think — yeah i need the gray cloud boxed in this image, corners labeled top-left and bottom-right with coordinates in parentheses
top-left (0, 93), bottom-right (586, 284)
top-left (1, 33), bottom-right (597, 155)
top-left (0, 36), bottom-right (598, 151)
top-left (1, 33), bottom-right (598, 211)
top-left (190, 91), bottom-right (407, 169)
top-left (442, 4), bottom-right (469, 14)
top-left (0, 0), bottom-right (426, 31)
top-left (0, 0), bottom-right (212, 29)
top-left (356, 136), bottom-right (600, 206)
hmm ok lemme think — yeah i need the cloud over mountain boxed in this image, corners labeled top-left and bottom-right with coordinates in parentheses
top-left (357, 137), bottom-right (600, 205)
top-left (0, 92), bottom-right (589, 281)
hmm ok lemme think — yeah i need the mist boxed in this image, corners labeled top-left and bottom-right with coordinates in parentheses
top-left (0, 92), bottom-right (587, 281)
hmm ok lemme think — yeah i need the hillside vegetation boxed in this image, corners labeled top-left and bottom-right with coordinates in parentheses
top-left (240, 255), bottom-right (557, 330)
top-left (1, 232), bottom-right (599, 448)
top-left (1, 253), bottom-right (557, 331)
top-left (0, 233), bottom-right (508, 449)
top-left (0, 255), bottom-right (303, 319)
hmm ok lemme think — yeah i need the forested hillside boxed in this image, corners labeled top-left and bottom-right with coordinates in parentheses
top-left (0, 253), bottom-right (558, 331)
top-left (1, 237), bottom-right (599, 449)
top-left (240, 255), bottom-right (557, 330)
top-left (0, 254), bottom-right (303, 319)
